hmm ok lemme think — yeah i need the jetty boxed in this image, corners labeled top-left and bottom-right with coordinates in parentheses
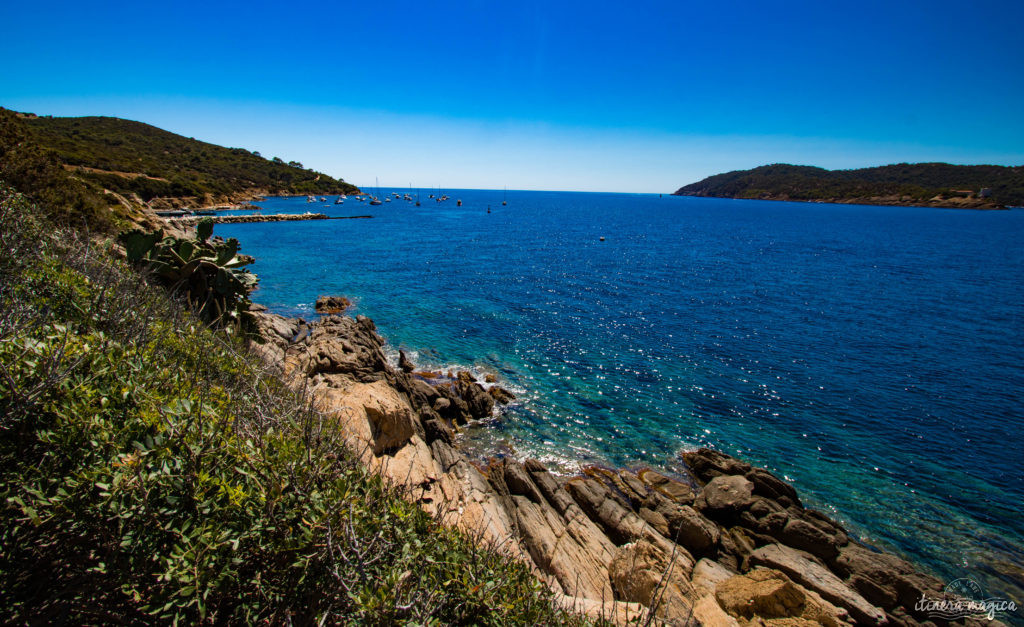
top-left (163, 212), bottom-right (372, 226)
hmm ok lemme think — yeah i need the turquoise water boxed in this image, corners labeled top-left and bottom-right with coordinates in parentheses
top-left (217, 190), bottom-right (1024, 603)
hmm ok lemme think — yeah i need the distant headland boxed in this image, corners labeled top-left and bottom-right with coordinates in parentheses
top-left (674, 163), bottom-right (1024, 209)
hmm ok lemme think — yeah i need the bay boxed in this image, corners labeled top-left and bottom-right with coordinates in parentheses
top-left (217, 189), bottom-right (1024, 601)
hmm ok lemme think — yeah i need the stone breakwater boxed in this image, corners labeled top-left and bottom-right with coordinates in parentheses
top-left (248, 309), bottom-right (999, 626)
top-left (165, 213), bottom-right (373, 226)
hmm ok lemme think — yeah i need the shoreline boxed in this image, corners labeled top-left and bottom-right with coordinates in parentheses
top-left (245, 303), bottom-right (1005, 626)
top-left (672, 192), bottom-right (1008, 210)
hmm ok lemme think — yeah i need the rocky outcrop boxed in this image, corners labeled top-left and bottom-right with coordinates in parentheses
top-left (315, 295), bottom-right (351, 314)
top-left (248, 309), bottom-right (980, 626)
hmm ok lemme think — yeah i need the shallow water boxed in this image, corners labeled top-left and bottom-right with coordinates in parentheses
top-left (217, 190), bottom-right (1024, 603)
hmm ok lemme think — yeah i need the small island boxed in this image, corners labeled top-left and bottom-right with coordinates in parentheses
top-left (674, 163), bottom-right (1024, 209)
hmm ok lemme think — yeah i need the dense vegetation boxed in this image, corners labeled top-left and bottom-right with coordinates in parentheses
top-left (0, 186), bottom-right (583, 624)
top-left (675, 162), bottom-right (1024, 206)
top-left (0, 108), bottom-right (119, 231)
top-left (7, 107), bottom-right (359, 202)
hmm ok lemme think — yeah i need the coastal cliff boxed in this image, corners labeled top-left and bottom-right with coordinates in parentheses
top-left (674, 163), bottom-right (1024, 209)
top-left (249, 306), bottom-right (995, 626)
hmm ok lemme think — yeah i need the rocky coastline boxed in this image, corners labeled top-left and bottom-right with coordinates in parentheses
top-left (673, 192), bottom-right (1006, 211)
top-left (247, 305), bottom-right (1001, 626)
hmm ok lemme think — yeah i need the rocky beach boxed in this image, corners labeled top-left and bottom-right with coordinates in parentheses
top-left (247, 304), bottom-right (1002, 626)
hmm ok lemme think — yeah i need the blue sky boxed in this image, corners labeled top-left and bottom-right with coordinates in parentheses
top-left (2, 0), bottom-right (1022, 192)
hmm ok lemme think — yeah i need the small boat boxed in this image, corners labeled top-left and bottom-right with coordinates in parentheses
top-left (335, 196), bottom-right (345, 204)
top-left (457, 199), bottom-right (462, 206)
top-left (385, 197), bottom-right (392, 202)
top-left (306, 195), bottom-right (315, 203)
top-left (502, 186), bottom-right (507, 206)
top-left (370, 178), bottom-right (384, 206)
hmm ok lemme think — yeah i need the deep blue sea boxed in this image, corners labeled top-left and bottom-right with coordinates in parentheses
top-left (216, 189), bottom-right (1024, 604)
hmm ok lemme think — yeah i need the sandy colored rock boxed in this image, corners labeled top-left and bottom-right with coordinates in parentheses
top-left (567, 477), bottom-right (676, 552)
top-left (648, 496), bottom-right (720, 555)
top-left (749, 544), bottom-right (886, 625)
top-left (553, 592), bottom-right (648, 626)
top-left (524, 460), bottom-right (577, 515)
top-left (510, 494), bottom-right (615, 601)
top-left (360, 381), bottom-right (417, 454)
top-left (692, 558), bottom-right (737, 596)
top-left (716, 569), bottom-right (807, 619)
top-left (779, 518), bottom-right (841, 561)
top-left (716, 568), bottom-right (848, 627)
top-left (609, 538), bottom-right (697, 623)
top-left (699, 475), bottom-right (755, 513)
top-left (693, 593), bottom-right (741, 627)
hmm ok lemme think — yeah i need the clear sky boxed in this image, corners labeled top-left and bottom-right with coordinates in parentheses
top-left (2, 0), bottom-right (1022, 192)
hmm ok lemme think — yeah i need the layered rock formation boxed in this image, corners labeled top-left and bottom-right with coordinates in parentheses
top-left (249, 309), bottom-right (995, 626)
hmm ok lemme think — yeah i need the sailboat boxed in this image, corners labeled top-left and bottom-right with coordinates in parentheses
top-left (369, 177), bottom-right (383, 205)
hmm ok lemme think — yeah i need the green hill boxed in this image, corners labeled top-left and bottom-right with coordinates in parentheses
top-left (4, 108), bottom-right (358, 210)
top-left (674, 162), bottom-right (1024, 208)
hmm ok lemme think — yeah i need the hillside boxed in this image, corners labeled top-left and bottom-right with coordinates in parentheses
top-left (7, 108), bottom-right (358, 208)
top-left (674, 163), bottom-right (1024, 209)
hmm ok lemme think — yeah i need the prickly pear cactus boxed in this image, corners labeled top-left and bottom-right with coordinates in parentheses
top-left (119, 222), bottom-right (258, 331)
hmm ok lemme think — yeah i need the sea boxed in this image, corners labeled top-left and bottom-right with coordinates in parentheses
top-left (215, 189), bottom-right (1024, 607)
